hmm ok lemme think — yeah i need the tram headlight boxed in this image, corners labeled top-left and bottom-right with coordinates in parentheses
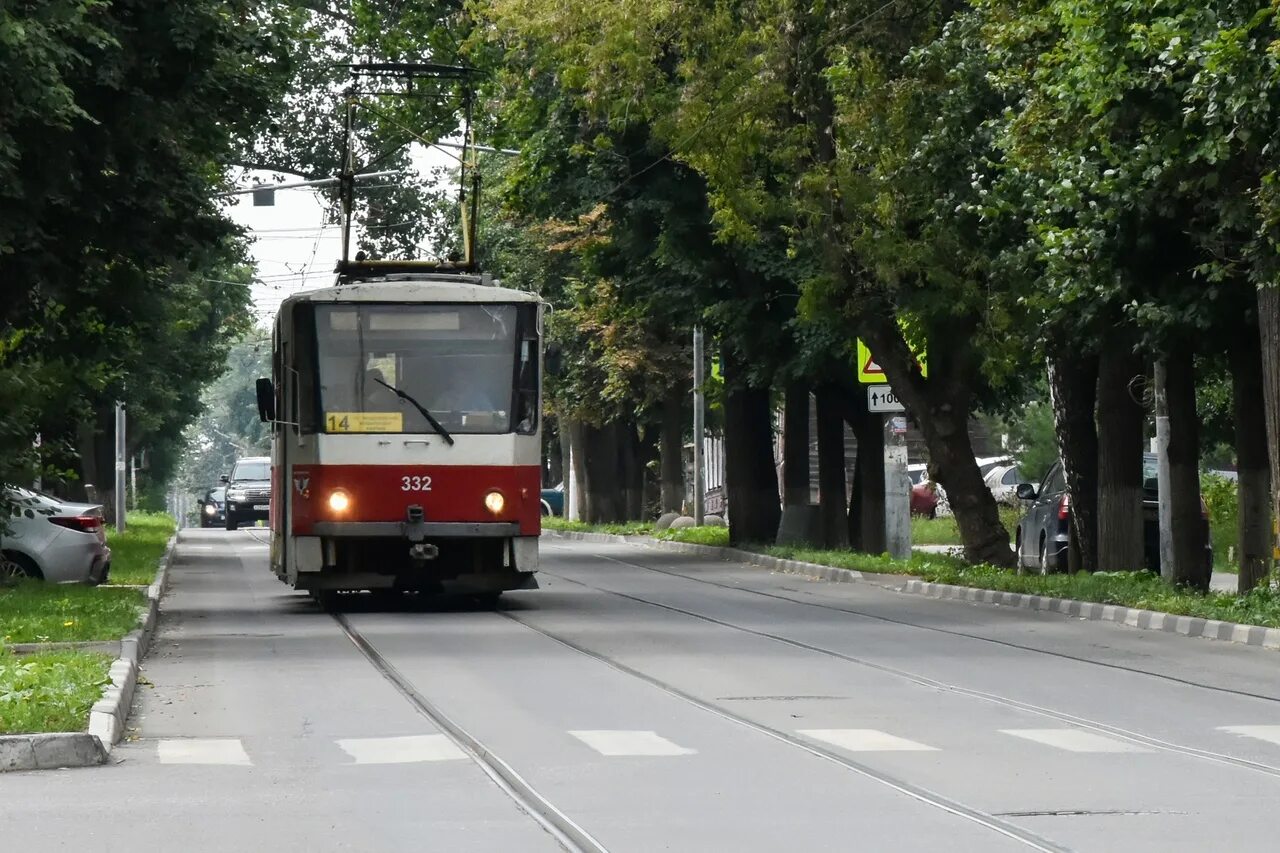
top-left (483, 491), bottom-right (505, 515)
top-left (327, 489), bottom-right (351, 514)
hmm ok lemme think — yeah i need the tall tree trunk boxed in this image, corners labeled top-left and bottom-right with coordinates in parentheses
top-left (544, 416), bottom-right (564, 488)
top-left (1048, 347), bottom-right (1100, 572)
top-left (568, 419), bottom-right (588, 521)
top-left (582, 422), bottom-right (624, 524)
top-left (1259, 286), bottom-right (1280, 577)
top-left (782, 382), bottom-right (810, 508)
top-left (621, 421), bottom-right (644, 520)
top-left (849, 406), bottom-right (886, 554)
top-left (1095, 340), bottom-right (1145, 572)
top-left (815, 386), bottom-right (848, 548)
top-left (723, 354), bottom-right (781, 546)
top-left (1161, 349), bottom-right (1210, 590)
top-left (1233, 314), bottom-right (1273, 592)
top-left (659, 385), bottom-right (685, 514)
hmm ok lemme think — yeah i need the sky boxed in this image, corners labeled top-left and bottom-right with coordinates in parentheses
top-left (225, 145), bottom-right (457, 327)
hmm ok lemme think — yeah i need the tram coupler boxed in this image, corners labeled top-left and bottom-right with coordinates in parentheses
top-left (404, 505), bottom-right (438, 563)
top-left (409, 542), bottom-right (439, 562)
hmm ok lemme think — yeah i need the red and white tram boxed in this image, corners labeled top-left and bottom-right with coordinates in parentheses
top-left (255, 261), bottom-right (543, 601)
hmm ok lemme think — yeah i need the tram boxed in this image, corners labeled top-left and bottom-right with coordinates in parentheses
top-left (255, 260), bottom-right (543, 600)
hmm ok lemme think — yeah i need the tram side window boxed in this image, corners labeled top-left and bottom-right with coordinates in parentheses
top-left (515, 304), bottom-right (539, 435)
top-left (293, 304), bottom-right (319, 434)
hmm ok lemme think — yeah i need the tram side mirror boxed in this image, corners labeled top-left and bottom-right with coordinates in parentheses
top-left (255, 378), bottom-right (276, 423)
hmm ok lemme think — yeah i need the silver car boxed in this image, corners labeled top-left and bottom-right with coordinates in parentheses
top-left (1, 488), bottom-right (112, 583)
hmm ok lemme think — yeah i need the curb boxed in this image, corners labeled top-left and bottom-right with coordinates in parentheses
top-left (903, 579), bottom-right (1280, 650)
top-left (544, 530), bottom-right (1280, 652)
top-left (0, 531), bottom-right (176, 772)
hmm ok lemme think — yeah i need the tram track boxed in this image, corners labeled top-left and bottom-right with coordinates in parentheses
top-left (535, 556), bottom-right (1280, 783)
top-left (548, 543), bottom-right (1280, 705)
top-left (331, 610), bottom-right (608, 853)
top-left (495, 607), bottom-right (1072, 853)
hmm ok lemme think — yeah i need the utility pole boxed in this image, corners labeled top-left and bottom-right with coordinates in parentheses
top-left (883, 415), bottom-right (911, 559)
top-left (1154, 359), bottom-right (1174, 580)
top-left (114, 401), bottom-right (127, 534)
top-left (693, 326), bottom-right (705, 526)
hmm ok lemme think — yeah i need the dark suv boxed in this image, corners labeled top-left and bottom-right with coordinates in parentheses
top-left (222, 457), bottom-right (272, 531)
top-left (1015, 454), bottom-right (1211, 573)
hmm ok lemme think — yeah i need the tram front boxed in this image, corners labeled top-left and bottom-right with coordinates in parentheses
top-left (260, 271), bottom-right (543, 601)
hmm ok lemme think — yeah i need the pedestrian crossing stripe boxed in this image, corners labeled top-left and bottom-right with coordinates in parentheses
top-left (999, 729), bottom-right (1147, 753)
top-left (799, 729), bottom-right (938, 752)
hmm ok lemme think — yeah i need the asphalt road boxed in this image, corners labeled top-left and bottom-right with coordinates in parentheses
top-left (5, 528), bottom-right (1280, 852)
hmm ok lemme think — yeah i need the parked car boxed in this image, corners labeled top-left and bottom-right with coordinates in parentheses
top-left (984, 463), bottom-right (1024, 505)
top-left (222, 457), bottom-right (272, 531)
top-left (1014, 454), bottom-right (1211, 574)
top-left (0, 487), bottom-right (111, 583)
top-left (197, 486), bottom-right (227, 528)
top-left (540, 483), bottom-right (564, 517)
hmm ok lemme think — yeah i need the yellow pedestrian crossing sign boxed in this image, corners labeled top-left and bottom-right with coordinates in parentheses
top-left (857, 338), bottom-right (928, 384)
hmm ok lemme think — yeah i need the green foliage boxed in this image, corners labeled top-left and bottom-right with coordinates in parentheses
top-left (0, 584), bottom-right (145, 645)
top-left (1004, 402), bottom-right (1059, 484)
top-left (657, 526), bottom-right (732, 547)
top-left (0, 651), bottom-right (113, 734)
top-left (1201, 472), bottom-right (1240, 571)
top-left (106, 512), bottom-right (176, 586)
top-left (912, 507), bottom-right (1023, 547)
top-left (541, 517), bottom-right (654, 536)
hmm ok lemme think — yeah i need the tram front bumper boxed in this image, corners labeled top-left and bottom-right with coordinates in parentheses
top-left (311, 522), bottom-right (522, 538)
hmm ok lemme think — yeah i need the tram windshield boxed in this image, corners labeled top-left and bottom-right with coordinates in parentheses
top-left (311, 303), bottom-right (525, 435)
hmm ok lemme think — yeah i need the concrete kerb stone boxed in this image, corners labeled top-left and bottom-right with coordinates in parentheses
top-left (1, 531), bottom-right (177, 773)
top-left (544, 528), bottom-right (1280, 654)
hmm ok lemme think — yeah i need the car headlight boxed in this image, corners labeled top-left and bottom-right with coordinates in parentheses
top-left (327, 489), bottom-right (351, 513)
top-left (483, 491), bottom-right (505, 515)
top-left (204, 504), bottom-right (215, 515)
top-left (228, 489), bottom-right (245, 502)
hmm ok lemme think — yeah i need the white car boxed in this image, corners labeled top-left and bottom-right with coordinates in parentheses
top-left (1, 488), bottom-right (112, 583)
top-left (984, 463), bottom-right (1025, 505)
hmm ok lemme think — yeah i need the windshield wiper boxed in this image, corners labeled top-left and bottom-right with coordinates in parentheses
top-left (373, 378), bottom-right (454, 446)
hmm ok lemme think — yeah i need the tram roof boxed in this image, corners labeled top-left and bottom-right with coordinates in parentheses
top-left (279, 271), bottom-right (541, 311)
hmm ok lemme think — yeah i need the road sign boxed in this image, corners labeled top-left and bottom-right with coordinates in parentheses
top-left (856, 335), bottom-right (928, 384)
top-left (867, 385), bottom-right (905, 413)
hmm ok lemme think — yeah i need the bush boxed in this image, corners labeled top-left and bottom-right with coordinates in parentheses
top-left (1200, 472), bottom-right (1238, 571)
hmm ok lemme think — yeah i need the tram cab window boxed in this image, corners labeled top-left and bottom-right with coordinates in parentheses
top-left (314, 303), bottom-right (520, 435)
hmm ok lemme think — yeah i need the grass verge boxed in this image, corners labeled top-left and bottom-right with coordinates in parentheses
top-left (106, 511), bottom-right (176, 585)
top-left (911, 507), bottom-right (1022, 546)
top-left (0, 583), bottom-right (146, 645)
top-left (0, 650), bottom-right (113, 734)
top-left (761, 544), bottom-right (1280, 628)
top-left (542, 516), bottom-right (733, 546)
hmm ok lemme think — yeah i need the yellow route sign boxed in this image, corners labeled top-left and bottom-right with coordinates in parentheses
top-left (856, 338), bottom-right (928, 384)
top-left (325, 412), bottom-right (404, 433)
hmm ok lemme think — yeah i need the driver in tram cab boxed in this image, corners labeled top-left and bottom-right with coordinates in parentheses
top-left (361, 367), bottom-right (400, 412)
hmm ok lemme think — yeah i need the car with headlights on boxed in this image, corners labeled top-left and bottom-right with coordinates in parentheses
top-left (1, 487), bottom-right (111, 583)
top-left (198, 486), bottom-right (226, 528)
top-left (222, 457), bottom-right (272, 531)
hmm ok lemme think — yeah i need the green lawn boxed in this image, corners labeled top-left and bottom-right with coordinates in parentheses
top-left (0, 582), bottom-right (146, 645)
top-left (911, 507), bottom-right (1023, 546)
top-left (106, 511), bottom-right (176, 585)
top-left (0, 650), bottom-right (112, 734)
top-left (542, 517), bottom-right (655, 536)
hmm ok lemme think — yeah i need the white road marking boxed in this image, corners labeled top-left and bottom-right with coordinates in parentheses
top-left (1218, 725), bottom-right (1280, 746)
top-left (569, 730), bottom-right (696, 756)
top-left (157, 738), bottom-right (252, 765)
top-left (798, 729), bottom-right (938, 752)
top-left (336, 735), bottom-right (467, 764)
top-left (181, 545), bottom-right (214, 551)
top-left (1000, 729), bottom-right (1148, 753)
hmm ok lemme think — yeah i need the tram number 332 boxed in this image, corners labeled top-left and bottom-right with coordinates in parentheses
top-left (401, 475), bottom-right (433, 492)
